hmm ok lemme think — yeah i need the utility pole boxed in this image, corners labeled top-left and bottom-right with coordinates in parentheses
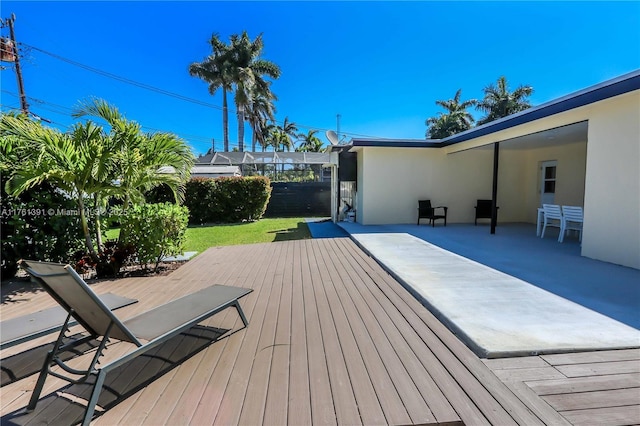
top-left (4, 14), bottom-right (28, 115)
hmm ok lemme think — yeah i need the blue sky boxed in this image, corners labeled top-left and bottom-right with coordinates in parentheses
top-left (1, 1), bottom-right (639, 155)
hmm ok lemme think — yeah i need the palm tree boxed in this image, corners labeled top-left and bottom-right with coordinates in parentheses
top-left (246, 84), bottom-right (277, 151)
top-left (189, 34), bottom-right (233, 151)
top-left (268, 126), bottom-right (291, 152)
top-left (425, 89), bottom-right (476, 139)
top-left (476, 76), bottom-right (534, 125)
top-left (0, 114), bottom-right (114, 259)
top-left (278, 116), bottom-right (298, 151)
top-left (73, 98), bottom-right (194, 209)
top-left (296, 129), bottom-right (324, 152)
top-left (257, 119), bottom-right (277, 151)
top-left (296, 129), bottom-right (325, 181)
top-left (228, 31), bottom-right (281, 151)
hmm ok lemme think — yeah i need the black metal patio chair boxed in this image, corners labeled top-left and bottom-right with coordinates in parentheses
top-left (417, 200), bottom-right (448, 227)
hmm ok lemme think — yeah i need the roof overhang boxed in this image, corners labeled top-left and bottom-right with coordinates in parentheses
top-left (441, 70), bottom-right (639, 148)
top-left (342, 70), bottom-right (639, 154)
top-left (348, 139), bottom-right (442, 152)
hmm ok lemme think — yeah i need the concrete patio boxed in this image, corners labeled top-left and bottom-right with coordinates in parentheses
top-left (337, 222), bottom-right (640, 330)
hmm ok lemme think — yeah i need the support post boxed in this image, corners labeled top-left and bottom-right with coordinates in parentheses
top-left (491, 142), bottom-right (500, 234)
top-left (6, 14), bottom-right (28, 115)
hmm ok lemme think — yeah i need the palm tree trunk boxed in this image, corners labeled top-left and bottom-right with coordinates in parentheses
top-left (94, 194), bottom-right (104, 252)
top-left (77, 195), bottom-right (98, 260)
top-left (251, 126), bottom-right (257, 152)
top-left (237, 108), bottom-right (245, 152)
top-left (223, 90), bottom-right (229, 151)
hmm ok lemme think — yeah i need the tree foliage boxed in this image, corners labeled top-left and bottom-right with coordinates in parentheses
top-left (425, 89), bottom-right (476, 139)
top-left (476, 76), bottom-right (534, 125)
top-left (0, 100), bottom-right (194, 277)
top-left (190, 31), bottom-right (281, 151)
top-left (424, 77), bottom-right (534, 138)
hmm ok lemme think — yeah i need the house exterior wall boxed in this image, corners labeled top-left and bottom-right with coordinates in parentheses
top-left (355, 147), bottom-right (494, 225)
top-left (582, 91), bottom-right (640, 269)
top-left (495, 142), bottom-right (587, 223)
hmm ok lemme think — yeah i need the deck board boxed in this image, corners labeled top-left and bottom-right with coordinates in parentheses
top-left (2, 237), bottom-right (638, 425)
top-left (486, 347), bottom-right (640, 425)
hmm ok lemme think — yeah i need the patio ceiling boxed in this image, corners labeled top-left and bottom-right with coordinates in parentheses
top-left (469, 121), bottom-right (589, 152)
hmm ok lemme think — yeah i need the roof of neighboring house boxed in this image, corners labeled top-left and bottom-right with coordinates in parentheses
top-left (192, 165), bottom-right (241, 175)
top-left (195, 151), bottom-right (330, 165)
top-left (348, 69), bottom-right (640, 149)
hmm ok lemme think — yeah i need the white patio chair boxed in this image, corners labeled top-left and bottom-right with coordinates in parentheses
top-left (560, 205), bottom-right (583, 243)
top-left (541, 204), bottom-right (562, 240)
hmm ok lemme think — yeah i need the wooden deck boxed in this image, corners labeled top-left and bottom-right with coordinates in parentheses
top-left (1, 238), bottom-right (638, 425)
top-left (484, 349), bottom-right (640, 425)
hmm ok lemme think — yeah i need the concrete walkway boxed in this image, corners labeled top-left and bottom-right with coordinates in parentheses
top-left (338, 222), bottom-right (640, 358)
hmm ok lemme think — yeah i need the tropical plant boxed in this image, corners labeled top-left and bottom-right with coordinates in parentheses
top-left (296, 129), bottom-right (324, 152)
top-left (425, 89), bottom-right (477, 139)
top-left (73, 98), bottom-right (195, 209)
top-left (246, 83), bottom-right (277, 151)
top-left (227, 31), bottom-right (281, 151)
top-left (189, 33), bottom-right (233, 151)
top-left (476, 76), bottom-right (534, 125)
top-left (0, 114), bottom-right (115, 259)
top-left (119, 202), bottom-right (189, 271)
top-left (268, 126), bottom-right (292, 152)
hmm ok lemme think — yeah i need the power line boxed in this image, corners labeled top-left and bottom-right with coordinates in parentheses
top-left (21, 42), bottom-right (382, 140)
top-left (2, 90), bottom-right (226, 146)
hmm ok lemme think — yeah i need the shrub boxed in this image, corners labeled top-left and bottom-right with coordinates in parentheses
top-left (119, 203), bottom-right (189, 271)
top-left (184, 176), bottom-right (271, 224)
top-left (1, 180), bottom-right (84, 279)
top-left (183, 178), bottom-right (216, 225)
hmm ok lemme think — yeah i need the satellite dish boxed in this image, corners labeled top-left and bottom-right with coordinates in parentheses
top-left (326, 130), bottom-right (339, 145)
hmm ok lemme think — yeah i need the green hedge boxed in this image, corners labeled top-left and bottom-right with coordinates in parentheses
top-left (1, 181), bottom-right (84, 279)
top-left (119, 203), bottom-right (189, 271)
top-left (184, 176), bottom-right (271, 225)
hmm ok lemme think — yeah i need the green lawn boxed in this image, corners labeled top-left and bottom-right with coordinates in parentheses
top-left (105, 218), bottom-right (312, 255)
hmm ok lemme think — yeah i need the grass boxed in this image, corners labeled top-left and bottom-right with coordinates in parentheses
top-left (105, 218), bottom-right (312, 255)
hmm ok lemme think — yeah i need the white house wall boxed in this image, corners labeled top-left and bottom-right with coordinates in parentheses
top-left (356, 147), bottom-right (494, 224)
top-left (582, 91), bottom-right (640, 269)
top-left (495, 141), bottom-right (587, 223)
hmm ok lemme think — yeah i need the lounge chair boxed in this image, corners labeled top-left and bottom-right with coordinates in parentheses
top-left (18, 259), bottom-right (253, 426)
top-left (0, 293), bottom-right (137, 350)
top-left (417, 200), bottom-right (448, 227)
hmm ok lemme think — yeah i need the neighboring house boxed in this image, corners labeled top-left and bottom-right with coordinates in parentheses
top-left (333, 70), bottom-right (639, 269)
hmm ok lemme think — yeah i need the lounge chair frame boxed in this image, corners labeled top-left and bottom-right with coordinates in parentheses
top-left (19, 260), bottom-right (252, 426)
top-left (0, 292), bottom-right (136, 350)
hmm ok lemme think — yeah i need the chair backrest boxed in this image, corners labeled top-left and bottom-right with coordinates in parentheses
top-left (562, 205), bottom-right (583, 222)
top-left (19, 260), bottom-right (140, 345)
top-left (542, 204), bottom-right (562, 220)
top-left (476, 199), bottom-right (492, 216)
top-left (418, 200), bottom-right (433, 215)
